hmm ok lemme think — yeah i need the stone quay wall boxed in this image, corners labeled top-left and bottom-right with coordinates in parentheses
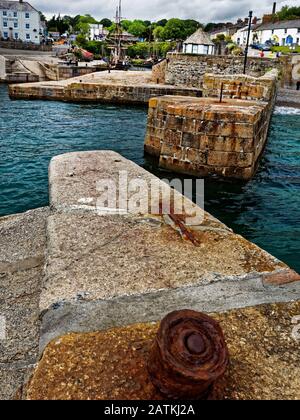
top-left (156, 53), bottom-right (290, 89)
top-left (57, 66), bottom-right (96, 81)
top-left (144, 70), bottom-right (278, 180)
top-left (9, 81), bottom-right (202, 104)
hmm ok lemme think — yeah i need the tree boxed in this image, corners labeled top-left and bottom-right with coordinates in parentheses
top-left (156, 19), bottom-right (168, 27)
top-left (153, 26), bottom-right (164, 41)
top-left (276, 6), bottom-right (300, 20)
top-left (121, 20), bottom-right (132, 31)
top-left (127, 20), bottom-right (147, 38)
top-left (100, 18), bottom-right (112, 28)
top-left (76, 22), bottom-right (90, 36)
top-left (161, 19), bottom-right (186, 41)
top-left (39, 12), bottom-right (46, 22)
top-left (74, 15), bottom-right (97, 32)
top-left (183, 19), bottom-right (202, 39)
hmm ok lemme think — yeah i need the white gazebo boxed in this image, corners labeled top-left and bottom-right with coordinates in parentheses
top-left (183, 28), bottom-right (215, 55)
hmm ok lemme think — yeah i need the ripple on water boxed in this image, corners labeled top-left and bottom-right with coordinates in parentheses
top-left (0, 85), bottom-right (299, 272)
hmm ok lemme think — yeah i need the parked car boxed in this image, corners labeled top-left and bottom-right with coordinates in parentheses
top-left (250, 43), bottom-right (261, 49)
top-left (261, 44), bottom-right (272, 51)
top-left (250, 43), bottom-right (272, 51)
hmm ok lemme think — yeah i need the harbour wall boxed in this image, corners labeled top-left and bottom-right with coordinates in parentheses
top-left (9, 80), bottom-right (202, 104)
top-left (152, 53), bottom-right (292, 89)
top-left (144, 70), bottom-right (278, 180)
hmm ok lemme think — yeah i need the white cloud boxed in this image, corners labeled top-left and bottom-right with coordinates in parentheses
top-left (33, 0), bottom-right (300, 23)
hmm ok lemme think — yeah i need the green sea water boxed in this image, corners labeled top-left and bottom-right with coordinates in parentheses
top-left (0, 85), bottom-right (299, 272)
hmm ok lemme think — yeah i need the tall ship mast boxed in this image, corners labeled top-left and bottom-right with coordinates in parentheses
top-left (116, 0), bottom-right (122, 60)
top-left (111, 0), bottom-right (130, 69)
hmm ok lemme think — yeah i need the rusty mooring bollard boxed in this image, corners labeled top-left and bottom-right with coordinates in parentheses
top-left (148, 310), bottom-right (229, 399)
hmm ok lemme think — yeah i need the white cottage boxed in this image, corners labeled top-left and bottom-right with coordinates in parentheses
top-left (183, 28), bottom-right (215, 55)
top-left (0, 0), bottom-right (43, 44)
top-left (254, 19), bottom-right (300, 46)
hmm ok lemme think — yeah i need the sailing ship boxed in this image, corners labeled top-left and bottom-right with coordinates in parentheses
top-left (110, 0), bottom-right (131, 70)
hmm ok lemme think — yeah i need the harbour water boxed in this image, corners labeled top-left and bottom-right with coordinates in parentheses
top-left (0, 84), bottom-right (299, 272)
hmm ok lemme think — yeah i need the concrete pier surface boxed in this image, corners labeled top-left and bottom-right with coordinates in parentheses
top-left (8, 70), bottom-right (201, 104)
top-left (1, 151), bottom-right (299, 399)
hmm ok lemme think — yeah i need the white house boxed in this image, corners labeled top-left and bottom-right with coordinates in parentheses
top-left (0, 0), bottom-right (43, 44)
top-left (88, 23), bottom-right (109, 41)
top-left (232, 25), bottom-right (260, 46)
top-left (183, 28), bottom-right (215, 55)
top-left (254, 19), bottom-right (300, 46)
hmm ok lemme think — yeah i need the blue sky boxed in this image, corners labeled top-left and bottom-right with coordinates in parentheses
top-left (33, 0), bottom-right (299, 22)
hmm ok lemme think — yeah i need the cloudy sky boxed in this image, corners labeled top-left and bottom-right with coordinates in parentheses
top-left (34, 0), bottom-right (299, 23)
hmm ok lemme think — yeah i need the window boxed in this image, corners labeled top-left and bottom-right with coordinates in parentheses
top-left (14, 33), bottom-right (18, 39)
top-left (272, 30), bottom-right (274, 34)
top-left (3, 32), bottom-right (8, 38)
top-left (26, 33), bottom-right (30, 40)
top-left (25, 23), bottom-right (30, 29)
top-left (13, 12), bottom-right (17, 17)
top-left (3, 21), bottom-right (8, 27)
top-left (298, 28), bottom-right (300, 33)
top-left (284, 29), bottom-right (288, 34)
top-left (14, 22), bottom-right (18, 28)
top-left (3, 11), bottom-right (7, 16)
top-left (25, 12), bottom-right (30, 18)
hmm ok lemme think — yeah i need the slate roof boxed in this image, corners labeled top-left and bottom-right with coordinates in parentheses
top-left (184, 28), bottom-right (214, 46)
top-left (0, 1), bottom-right (38, 13)
top-left (256, 19), bottom-right (300, 31)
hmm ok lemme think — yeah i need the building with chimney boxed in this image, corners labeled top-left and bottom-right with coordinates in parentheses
top-left (0, 0), bottom-right (43, 44)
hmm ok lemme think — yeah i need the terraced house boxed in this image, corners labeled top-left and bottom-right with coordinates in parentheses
top-left (254, 19), bottom-right (300, 46)
top-left (0, 0), bottom-right (43, 44)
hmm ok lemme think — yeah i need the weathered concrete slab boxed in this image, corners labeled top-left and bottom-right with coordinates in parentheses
top-left (25, 301), bottom-right (300, 400)
top-left (0, 208), bottom-right (49, 399)
top-left (40, 151), bottom-right (300, 350)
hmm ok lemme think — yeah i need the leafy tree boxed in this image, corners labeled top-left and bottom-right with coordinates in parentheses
top-left (121, 20), bottom-right (132, 31)
top-left (276, 6), bottom-right (300, 20)
top-left (100, 18), bottom-right (112, 28)
top-left (127, 20), bottom-right (147, 38)
top-left (183, 19), bottom-right (202, 38)
top-left (153, 25), bottom-right (165, 41)
top-left (75, 34), bottom-right (88, 48)
top-left (76, 22), bottom-right (90, 36)
top-left (156, 19), bottom-right (168, 27)
top-left (39, 12), bottom-right (46, 22)
top-left (161, 18), bottom-right (186, 41)
top-left (127, 41), bottom-right (176, 59)
top-left (74, 15), bottom-right (97, 32)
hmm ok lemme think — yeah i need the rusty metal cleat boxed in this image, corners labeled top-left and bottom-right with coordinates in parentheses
top-left (148, 309), bottom-right (229, 399)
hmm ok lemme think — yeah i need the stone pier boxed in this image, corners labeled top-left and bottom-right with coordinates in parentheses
top-left (8, 71), bottom-right (201, 104)
top-left (1, 151), bottom-right (299, 399)
top-left (144, 70), bottom-right (278, 180)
